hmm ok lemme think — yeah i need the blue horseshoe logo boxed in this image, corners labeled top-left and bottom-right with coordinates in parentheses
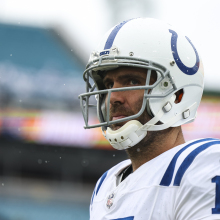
top-left (169, 29), bottom-right (200, 75)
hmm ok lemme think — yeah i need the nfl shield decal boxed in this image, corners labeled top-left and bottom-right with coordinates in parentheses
top-left (106, 193), bottom-right (115, 209)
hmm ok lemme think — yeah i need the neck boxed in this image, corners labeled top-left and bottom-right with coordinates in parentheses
top-left (126, 126), bottom-right (185, 172)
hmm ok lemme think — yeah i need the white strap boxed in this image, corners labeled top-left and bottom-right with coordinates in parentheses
top-left (136, 108), bottom-right (164, 136)
top-left (136, 95), bottom-right (176, 135)
top-left (141, 102), bottom-right (197, 131)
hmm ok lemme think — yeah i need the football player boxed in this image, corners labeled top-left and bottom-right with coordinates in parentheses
top-left (79, 18), bottom-right (220, 220)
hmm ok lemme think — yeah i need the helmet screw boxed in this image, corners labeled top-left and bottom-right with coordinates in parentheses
top-left (129, 52), bottom-right (134, 56)
top-left (112, 47), bottom-right (117, 51)
top-left (170, 61), bottom-right (175, 66)
top-left (163, 81), bottom-right (169, 87)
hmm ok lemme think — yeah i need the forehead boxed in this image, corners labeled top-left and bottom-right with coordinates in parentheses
top-left (104, 67), bottom-right (148, 79)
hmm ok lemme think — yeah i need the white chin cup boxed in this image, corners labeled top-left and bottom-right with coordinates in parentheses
top-left (104, 120), bottom-right (147, 150)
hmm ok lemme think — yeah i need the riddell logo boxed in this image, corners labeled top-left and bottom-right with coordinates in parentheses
top-left (100, 50), bottom-right (110, 56)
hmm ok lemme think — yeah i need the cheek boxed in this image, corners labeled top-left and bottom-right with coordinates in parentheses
top-left (127, 90), bottom-right (145, 109)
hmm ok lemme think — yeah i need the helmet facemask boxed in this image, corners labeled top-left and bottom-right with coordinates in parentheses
top-left (79, 56), bottom-right (177, 132)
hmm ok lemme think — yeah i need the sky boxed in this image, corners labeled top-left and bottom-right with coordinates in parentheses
top-left (0, 0), bottom-right (219, 92)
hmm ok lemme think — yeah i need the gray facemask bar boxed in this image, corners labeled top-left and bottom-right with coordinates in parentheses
top-left (97, 58), bottom-right (153, 129)
top-left (78, 56), bottom-right (177, 129)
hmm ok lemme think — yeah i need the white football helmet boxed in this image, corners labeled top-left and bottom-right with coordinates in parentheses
top-left (79, 18), bottom-right (204, 150)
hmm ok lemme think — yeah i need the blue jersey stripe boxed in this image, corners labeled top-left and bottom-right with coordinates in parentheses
top-left (96, 171), bottom-right (108, 195)
top-left (160, 138), bottom-right (217, 186)
top-left (112, 217), bottom-right (134, 220)
top-left (174, 140), bottom-right (220, 186)
top-left (104, 19), bottom-right (134, 50)
top-left (91, 187), bottom-right (96, 205)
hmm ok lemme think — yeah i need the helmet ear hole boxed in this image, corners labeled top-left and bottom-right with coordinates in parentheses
top-left (146, 98), bottom-right (154, 117)
top-left (100, 94), bottom-right (107, 121)
top-left (147, 70), bottom-right (158, 94)
top-left (150, 70), bottom-right (158, 85)
top-left (174, 89), bottom-right (184, 104)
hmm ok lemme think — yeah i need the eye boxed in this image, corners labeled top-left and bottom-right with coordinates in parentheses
top-left (106, 82), bottom-right (114, 89)
top-left (129, 79), bottom-right (140, 86)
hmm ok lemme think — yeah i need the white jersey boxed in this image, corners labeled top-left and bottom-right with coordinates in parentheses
top-left (90, 138), bottom-right (220, 220)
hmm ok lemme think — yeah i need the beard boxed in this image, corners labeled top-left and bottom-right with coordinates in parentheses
top-left (108, 96), bottom-right (173, 160)
top-left (109, 97), bottom-right (151, 131)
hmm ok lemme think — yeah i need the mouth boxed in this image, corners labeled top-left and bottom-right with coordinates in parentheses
top-left (110, 115), bottom-right (129, 131)
top-left (112, 116), bottom-right (126, 121)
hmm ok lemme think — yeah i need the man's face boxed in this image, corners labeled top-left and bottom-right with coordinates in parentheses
top-left (103, 67), bottom-right (156, 131)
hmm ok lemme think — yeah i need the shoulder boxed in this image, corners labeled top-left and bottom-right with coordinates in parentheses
top-left (175, 137), bottom-right (220, 186)
top-left (160, 138), bottom-right (220, 187)
top-left (90, 159), bottom-right (131, 204)
top-left (160, 138), bottom-right (220, 219)
top-left (180, 138), bottom-right (220, 185)
top-left (96, 159), bottom-right (131, 186)
top-left (176, 138), bottom-right (220, 218)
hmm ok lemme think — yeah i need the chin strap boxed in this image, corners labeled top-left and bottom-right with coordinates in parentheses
top-left (140, 102), bottom-right (197, 132)
top-left (102, 96), bottom-right (197, 150)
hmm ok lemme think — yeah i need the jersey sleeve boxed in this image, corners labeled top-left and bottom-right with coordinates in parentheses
top-left (90, 170), bottom-right (108, 218)
top-left (174, 140), bottom-right (220, 220)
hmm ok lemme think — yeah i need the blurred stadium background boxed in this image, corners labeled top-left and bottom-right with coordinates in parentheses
top-left (0, 0), bottom-right (220, 219)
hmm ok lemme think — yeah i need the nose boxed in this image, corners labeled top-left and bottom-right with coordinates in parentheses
top-left (109, 82), bottom-right (126, 105)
